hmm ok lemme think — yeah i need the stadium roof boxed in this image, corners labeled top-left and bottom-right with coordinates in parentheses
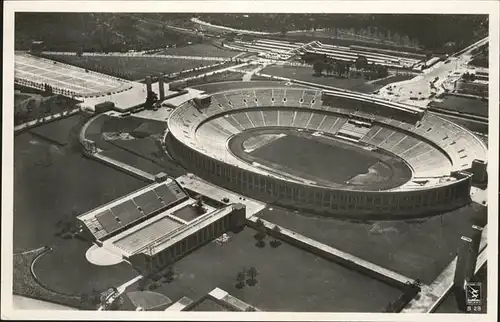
top-left (77, 178), bottom-right (188, 241)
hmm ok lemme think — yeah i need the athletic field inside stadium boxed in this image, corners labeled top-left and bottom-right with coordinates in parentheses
top-left (229, 128), bottom-right (412, 190)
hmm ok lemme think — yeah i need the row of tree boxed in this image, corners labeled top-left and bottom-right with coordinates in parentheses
top-left (14, 92), bottom-right (78, 125)
top-left (253, 219), bottom-right (282, 249)
top-left (305, 54), bottom-right (389, 79)
top-left (198, 14), bottom-right (488, 52)
top-left (462, 72), bottom-right (478, 82)
top-left (236, 267), bottom-right (259, 288)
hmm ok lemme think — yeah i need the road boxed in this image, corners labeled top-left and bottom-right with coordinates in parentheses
top-left (375, 37), bottom-right (488, 107)
top-left (42, 51), bottom-right (232, 62)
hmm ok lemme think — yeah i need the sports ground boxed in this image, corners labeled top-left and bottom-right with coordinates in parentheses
top-left (11, 27), bottom-right (489, 313)
top-left (229, 128), bottom-right (412, 190)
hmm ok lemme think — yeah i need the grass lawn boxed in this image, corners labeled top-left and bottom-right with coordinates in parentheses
top-left (125, 227), bottom-right (402, 312)
top-left (45, 54), bottom-right (215, 81)
top-left (29, 114), bottom-right (84, 146)
top-left (250, 134), bottom-right (379, 184)
top-left (100, 148), bottom-right (165, 175)
top-left (101, 115), bottom-right (147, 133)
top-left (257, 202), bottom-right (487, 284)
top-left (13, 247), bottom-right (89, 310)
top-left (14, 116), bottom-right (148, 252)
top-left (372, 74), bottom-right (415, 86)
top-left (32, 238), bottom-right (138, 296)
top-left (261, 65), bottom-right (382, 93)
top-left (431, 95), bottom-right (488, 118)
top-left (87, 115), bottom-right (186, 178)
top-left (156, 43), bottom-right (240, 58)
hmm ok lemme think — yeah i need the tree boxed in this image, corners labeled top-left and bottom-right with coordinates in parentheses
top-left (246, 267), bottom-right (258, 286)
top-left (355, 55), bottom-right (369, 70)
top-left (325, 62), bottom-right (334, 76)
top-left (144, 90), bottom-right (158, 110)
top-left (313, 61), bottom-right (324, 76)
top-left (270, 225), bottom-right (282, 248)
top-left (254, 231), bottom-right (266, 248)
top-left (236, 271), bottom-right (246, 289)
top-left (337, 61), bottom-right (347, 77)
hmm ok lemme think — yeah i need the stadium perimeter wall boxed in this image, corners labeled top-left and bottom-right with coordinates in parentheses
top-left (167, 133), bottom-right (472, 220)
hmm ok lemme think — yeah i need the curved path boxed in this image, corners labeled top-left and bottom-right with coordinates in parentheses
top-left (85, 244), bottom-right (124, 266)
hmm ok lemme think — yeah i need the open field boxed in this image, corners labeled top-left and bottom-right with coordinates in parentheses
top-left (372, 74), bottom-right (415, 86)
top-left (430, 95), bottom-right (488, 118)
top-left (124, 227), bottom-right (402, 312)
top-left (100, 148), bottom-right (166, 175)
top-left (29, 114), bottom-right (85, 146)
top-left (261, 65), bottom-right (382, 93)
top-left (250, 134), bottom-right (379, 184)
top-left (166, 63), bottom-right (240, 83)
top-left (156, 43), bottom-right (240, 58)
top-left (14, 115), bottom-right (148, 252)
top-left (174, 70), bottom-right (246, 88)
top-left (13, 247), bottom-right (88, 310)
top-left (32, 238), bottom-right (138, 296)
top-left (45, 54), bottom-right (216, 81)
top-left (229, 129), bottom-right (411, 190)
top-left (86, 115), bottom-right (186, 178)
top-left (258, 202), bottom-right (487, 284)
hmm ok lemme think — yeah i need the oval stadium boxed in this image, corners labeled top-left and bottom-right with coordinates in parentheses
top-left (12, 12), bottom-right (491, 314)
top-left (166, 81), bottom-right (487, 219)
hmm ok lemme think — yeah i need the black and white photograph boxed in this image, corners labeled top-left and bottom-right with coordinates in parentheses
top-left (2, 1), bottom-right (498, 320)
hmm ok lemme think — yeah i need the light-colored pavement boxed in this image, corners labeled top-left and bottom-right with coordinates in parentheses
top-left (236, 61), bottom-right (274, 81)
top-left (375, 37), bottom-right (488, 107)
top-left (85, 244), bottom-right (124, 266)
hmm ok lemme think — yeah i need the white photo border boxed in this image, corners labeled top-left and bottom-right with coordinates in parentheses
top-left (2, 1), bottom-right (498, 321)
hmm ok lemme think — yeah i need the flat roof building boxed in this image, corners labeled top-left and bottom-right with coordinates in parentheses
top-left (77, 177), bottom-right (246, 275)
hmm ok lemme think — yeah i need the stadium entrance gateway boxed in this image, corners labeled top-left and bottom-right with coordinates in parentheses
top-left (77, 176), bottom-right (246, 275)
